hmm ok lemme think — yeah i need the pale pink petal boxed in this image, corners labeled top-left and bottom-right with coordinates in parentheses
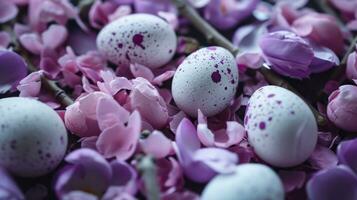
top-left (19, 33), bottom-right (43, 55)
top-left (215, 121), bottom-right (245, 148)
top-left (0, 32), bottom-right (11, 48)
top-left (169, 111), bottom-right (187, 134)
top-left (108, 5), bottom-right (132, 22)
top-left (152, 71), bottom-right (175, 86)
top-left (140, 130), bottom-right (172, 159)
top-left (0, 0), bottom-right (18, 23)
top-left (42, 24), bottom-right (68, 50)
top-left (96, 97), bottom-right (130, 130)
top-left (17, 71), bottom-right (43, 97)
top-left (130, 63), bottom-right (154, 82)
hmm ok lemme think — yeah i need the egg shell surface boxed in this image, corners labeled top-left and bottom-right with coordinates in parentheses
top-left (245, 85), bottom-right (318, 167)
top-left (172, 46), bottom-right (238, 117)
top-left (0, 97), bottom-right (68, 177)
top-left (201, 163), bottom-right (284, 200)
top-left (96, 13), bottom-right (177, 69)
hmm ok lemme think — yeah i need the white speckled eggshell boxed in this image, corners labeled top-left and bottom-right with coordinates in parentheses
top-left (172, 46), bottom-right (238, 117)
top-left (201, 164), bottom-right (284, 200)
top-left (97, 14), bottom-right (177, 69)
top-left (245, 86), bottom-right (318, 167)
top-left (0, 97), bottom-right (68, 177)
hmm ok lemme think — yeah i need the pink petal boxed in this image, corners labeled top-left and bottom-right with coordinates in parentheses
top-left (152, 71), bottom-right (175, 86)
top-left (0, 32), bottom-right (11, 48)
top-left (215, 121), bottom-right (245, 148)
top-left (96, 111), bottom-right (141, 160)
top-left (96, 97), bottom-right (130, 130)
top-left (19, 33), bottom-right (43, 55)
top-left (0, 0), bottom-right (18, 23)
top-left (140, 130), bottom-right (172, 159)
top-left (169, 111), bottom-right (187, 134)
top-left (42, 24), bottom-right (68, 50)
top-left (308, 145), bottom-right (338, 170)
top-left (130, 63), bottom-right (154, 82)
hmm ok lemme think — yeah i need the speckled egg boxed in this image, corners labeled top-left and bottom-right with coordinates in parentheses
top-left (201, 163), bottom-right (284, 200)
top-left (96, 14), bottom-right (177, 68)
top-left (172, 46), bottom-right (238, 117)
top-left (0, 97), bottom-right (68, 177)
top-left (245, 86), bottom-right (318, 167)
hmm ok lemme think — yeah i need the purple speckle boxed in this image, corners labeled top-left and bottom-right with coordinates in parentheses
top-left (132, 34), bottom-right (145, 49)
top-left (169, 49), bottom-right (173, 53)
top-left (211, 70), bottom-right (221, 83)
top-left (259, 122), bottom-right (266, 130)
top-left (268, 94), bottom-right (275, 98)
top-left (10, 140), bottom-right (16, 150)
top-left (227, 68), bottom-right (231, 74)
top-left (214, 64), bottom-right (218, 68)
top-left (231, 80), bottom-right (235, 84)
top-left (276, 100), bottom-right (282, 104)
top-left (268, 117), bottom-right (273, 121)
top-left (290, 111), bottom-right (295, 115)
top-left (118, 43), bottom-right (123, 48)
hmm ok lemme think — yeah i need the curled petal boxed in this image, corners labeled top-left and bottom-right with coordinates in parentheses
top-left (307, 165), bottom-right (357, 200)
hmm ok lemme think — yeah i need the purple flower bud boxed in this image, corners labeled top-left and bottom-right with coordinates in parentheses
top-left (327, 85), bottom-right (357, 132)
top-left (259, 31), bottom-right (314, 78)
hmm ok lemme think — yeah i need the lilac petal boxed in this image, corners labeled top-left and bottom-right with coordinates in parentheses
top-left (96, 111), bottom-right (141, 160)
top-left (337, 139), bottom-right (357, 173)
top-left (170, 111), bottom-right (188, 134)
top-left (309, 41), bottom-right (340, 73)
top-left (80, 136), bottom-right (98, 150)
top-left (273, 0), bottom-right (308, 8)
top-left (134, 0), bottom-right (176, 15)
top-left (0, 167), bottom-right (24, 200)
top-left (152, 70), bottom-right (175, 86)
top-left (0, 0), bottom-right (18, 23)
top-left (308, 145), bottom-right (338, 170)
top-left (233, 23), bottom-right (267, 55)
top-left (96, 97), bottom-right (130, 130)
top-left (175, 118), bottom-right (201, 164)
top-left (197, 110), bottom-right (215, 147)
top-left (0, 31), bottom-right (11, 48)
top-left (215, 121), bottom-right (245, 148)
top-left (0, 50), bottom-right (27, 93)
top-left (42, 24), bottom-right (68, 50)
top-left (278, 170), bottom-right (306, 192)
top-left (62, 191), bottom-right (98, 200)
top-left (193, 148), bottom-right (238, 174)
top-left (307, 165), bottom-right (357, 200)
top-left (68, 26), bottom-right (97, 55)
top-left (346, 51), bottom-right (357, 81)
top-left (140, 130), bottom-right (172, 159)
top-left (102, 187), bottom-right (136, 200)
top-left (110, 160), bottom-right (138, 195)
top-left (17, 71), bottom-right (42, 97)
top-left (130, 63), bottom-right (154, 82)
top-left (56, 149), bottom-right (112, 198)
top-left (187, 0), bottom-right (210, 8)
top-left (19, 33), bottom-right (43, 55)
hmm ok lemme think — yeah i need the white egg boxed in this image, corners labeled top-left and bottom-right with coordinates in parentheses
top-left (245, 86), bottom-right (318, 167)
top-left (201, 163), bottom-right (284, 200)
top-left (97, 13), bottom-right (177, 69)
top-left (0, 97), bottom-right (68, 177)
top-left (172, 46), bottom-right (238, 117)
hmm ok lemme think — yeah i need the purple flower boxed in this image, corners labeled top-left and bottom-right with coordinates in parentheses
top-left (337, 138), bottom-right (357, 173)
top-left (0, 50), bottom-right (27, 94)
top-left (327, 85), bottom-right (357, 132)
top-left (204, 0), bottom-right (259, 30)
top-left (307, 165), bottom-right (357, 200)
top-left (0, 167), bottom-right (24, 200)
top-left (55, 148), bottom-right (138, 199)
top-left (174, 118), bottom-right (238, 183)
top-left (259, 30), bottom-right (314, 78)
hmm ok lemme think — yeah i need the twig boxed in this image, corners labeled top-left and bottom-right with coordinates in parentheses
top-left (171, 0), bottom-right (327, 126)
top-left (138, 156), bottom-right (160, 200)
top-left (2, 23), bottom-right (74, 107)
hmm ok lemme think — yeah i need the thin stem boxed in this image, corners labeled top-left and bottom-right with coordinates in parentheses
top-left (138, 156), bottom-right (160, 200)
top-left (2, 23), bottom-right (74, 107)
top-left (172, 0), bottom-right (327, 126)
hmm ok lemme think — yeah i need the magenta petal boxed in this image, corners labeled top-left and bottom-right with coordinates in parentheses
top-left (96, 97), bottom-right (130, 130)
top-left (0, 0), bottom-right (18, 23)
top-left (307, 165), bottom-right (357, 200)
top-left (96, 111), bottom-right (141, 160)
top-left (140, 130), bottom-right (172, 159)
top-left (42, 24), bottom-right (68, 50)
top-left (0, 50), bottom-right (27, 93)
top-left (337, 139), bottom-right (357, 173)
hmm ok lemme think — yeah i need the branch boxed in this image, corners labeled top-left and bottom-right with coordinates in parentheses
top-left (2, 23), bottom-right (74, 107)
top-left (171, 0), bottom-right (327, 126)
top-left (138, 155), bottom-right (160, 200)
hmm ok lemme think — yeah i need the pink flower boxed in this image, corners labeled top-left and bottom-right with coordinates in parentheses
top-left (327, 85), bottom-right (357, 132)
top-left (64, 92), bottom-right (112, 137)
top-left (292, 13), bottom-right (344, 54)
top-left (96, 97), bottom-right (142, 160)
top-left (197, 110), bottom-right (245, 148)
top-left (129, 77), bottom-right (169, 129)
top-left (19, 24), bottom-right (68, 55)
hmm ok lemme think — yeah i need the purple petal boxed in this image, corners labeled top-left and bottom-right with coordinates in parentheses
top-left (309, 41), bottom-right (339, 73)
top-left (110, 160), bottom-right (138, 195)
top-left (307, 165), bottom-right (357, 200)
top-left (19, 33), bottom-right (43, 55)
top-left (337, 138), bottom-right (357, 173)
top-left (0, 31), bottom-right (11, 48)
top-left (193, 148), bottom-right (238, 174)
top-left (278, 170), bottom-right (306, 192)
top-left (0, 167), bottom-right (24, 200)
top-left (55, 149), bottom-right (112, 198)
top-left (0, 50), bottom-right (27, 93)
top-left (17, 71), bottom-right (42, 97)
top-left (62, 191), bottom-right (98, 200)
top-left (308, 145), bottom-right (338, 170)
top-left (130, 63), bottom-right (155, 82)
top-left (42, 24), bottom-right (68, 50)
top-left (140, 130), bottom-right (172, 159)
top-left (0, 1), bottom-right (18, 23)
